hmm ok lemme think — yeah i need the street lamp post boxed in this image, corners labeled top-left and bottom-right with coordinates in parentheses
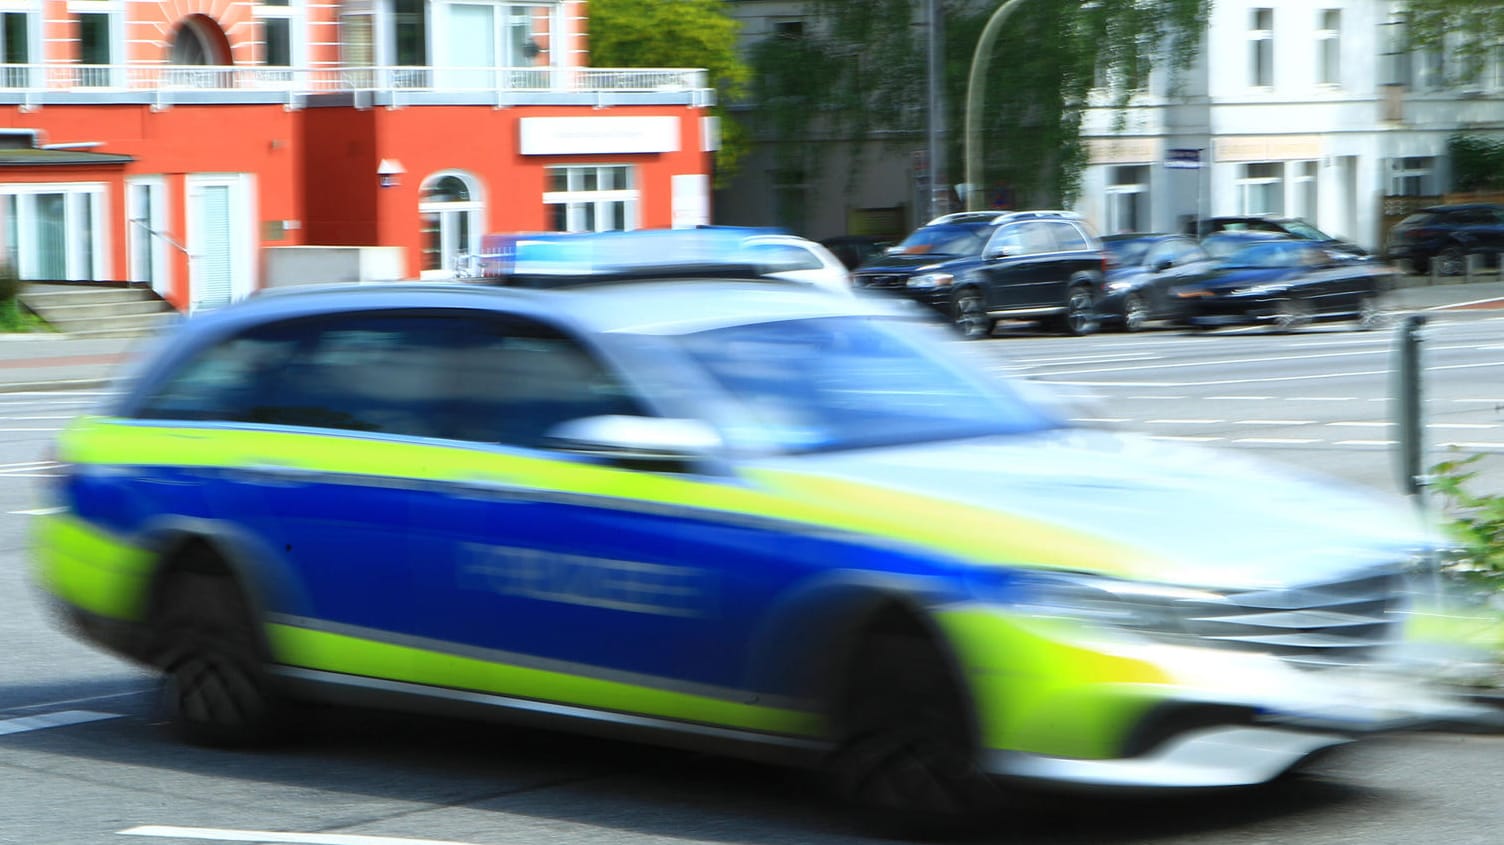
top-left (964, 0), bottom-right (1032, 211)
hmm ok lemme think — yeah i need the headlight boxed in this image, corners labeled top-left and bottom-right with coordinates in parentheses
top-left (1103, 280), bottom-right (1132, 293)
top-left (1009, 574), bottom-right (1224, 636)
top-left (907, 272), bottom-right (955, 290)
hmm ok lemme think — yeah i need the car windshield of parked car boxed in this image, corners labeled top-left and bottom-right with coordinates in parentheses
top-left (887, 225), bottom-right (988, 258)
top-left (1218, 242), bottom-right (1302, 269)
top-left (1104, 238), bottom-right (1152, 267)
top-left (665, 316), bottom-right (1062, 453)
top-left (1202, 234), bottom-right (1284, 259)
top-left (1279, 220), bottom-right (1330, 241)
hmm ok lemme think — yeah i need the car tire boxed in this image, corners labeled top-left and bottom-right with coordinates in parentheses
top-left (1356, 295), bottom-right (1389, 331)
top-left (1121, 293), bottom-right (1149, 333)
top-left (152, 566), bottom-right (285, 748)
top-left (1058, 284), bottom-right (1099, 337)
top-left (1437, 245), bottom-right (1467, 277)
top-left (1270, 297), bottom-right (1313, 333)
top-left (827, 629), bottom-right (999, 834)
top-left (950, 288), bottom-right (993, 340)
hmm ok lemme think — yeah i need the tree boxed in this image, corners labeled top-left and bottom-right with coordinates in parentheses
top-left (746, 0), bottom-right (1209, 209)
top-left (1405, 1), bottom-right (1504, 85)
top-left (588, 0), bottom-right (751, 184)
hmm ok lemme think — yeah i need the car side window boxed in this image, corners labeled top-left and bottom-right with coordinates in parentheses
top-left (449, 318), bottom-right (645, 449)
top-left (1049, 221), bottom-right (1090, 253)
top-left (985, 224), bottom-right (1024, 256)
top-left (134, 334), bottom-right (302, 422)
top-left (1016, 222), bottom-right (1055, 255)
top-left (1143, 242), bottom-right (1177, 269)
top-left (745, 241), bottom-right (823, 272)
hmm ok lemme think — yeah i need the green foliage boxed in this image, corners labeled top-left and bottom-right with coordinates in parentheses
top-left (746, 0), bottom-right (1209, 208)
top-left (1449, 134), bottom-right (1504, 193)
top-left (588, 0), bottom-right (751, 184)
top-left (1430, 452), bottom-right (1504, 591)
top-left (1406, 0), bottom-right (1504, 86)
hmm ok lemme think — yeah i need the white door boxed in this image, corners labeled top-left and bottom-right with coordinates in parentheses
top-left (447, 4), bottom-right (495, 89)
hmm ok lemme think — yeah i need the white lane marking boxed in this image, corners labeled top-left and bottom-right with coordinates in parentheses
top-left (1233, 437), bottom-right (1323, 444)
top-left (1232, 419), bottom-right (1317, 426)
top-left (0, 710), bottom-right (118, 736)
top-left (1124, 395), bottom-right (1188, 400)
top-left (1337, 440), bottom-right (1398, 446)
top-left (1045, 356), bottom-right (1504, 387)
top-left (1205, 395), bottom-right (1274, 401)
top-left (1145, 419), bottom-right (1225, 425)
top-left (120, 826), bottom-right (481, 845)
top-left (0, 414), bottom-right (77, 420)
top-left (1286, 396), bottom-right (1358, 402)
top-left (1326, 421), bottom-right (1390, 427)
top-left (1069, 417), bottom-right (1131, 424)
top-left (0, 426), bottom-right (65, 432)
top-left (1150, 435), bottom-right (1224, 442)
top-left (1429, 423), bottom-right (1500, 430)
top-left (8, 507), bottom-right (64, 516)
top-left (1436, 441), bottom-right (1504, 452)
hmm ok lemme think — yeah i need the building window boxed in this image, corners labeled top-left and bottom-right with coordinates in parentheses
top-left (1238, 162), bottom-right (1283, 216)
top-left (1249, 8), bottom-right (1274, 88)
top-left (419, 172), bottom-right (484, 278)
top-left (0, 184), bottom-right (107, 281)
top-left (1381, 15), bottom-right (1410, 87)
top-left (1390, 157), bottom-right (1436, 197)
top-left (773, 20), bottom-right (804, 40)
top-left (772, 168), bottom-right (807, 234)
top-left (1291, 160), bottom-right (1318, 220)
top-left (76, 6), bottom-right (121, 87)
top-left (1316, 10), bottom-right (1340, 86)
top-left (255, 0), bottom-right (300, 68)
top-left (544, 165), bottom-right (638, 232)
top-left (1106, 165), bottom-right (1149, 234)
top-left (0, 12), bottom-right (34, 88)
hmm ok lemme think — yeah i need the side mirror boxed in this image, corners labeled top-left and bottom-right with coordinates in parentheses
top-left (544, 415), bottom-right (722, 465)
top-left (1149, 258), bottom-right (1173, 273)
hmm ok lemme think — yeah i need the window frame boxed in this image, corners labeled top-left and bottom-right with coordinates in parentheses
top-left (1249, 7), bottom-right (1274, 89)
top-left (542, 164), bottom-right (639, 233)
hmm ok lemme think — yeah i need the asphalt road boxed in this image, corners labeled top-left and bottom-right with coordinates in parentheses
top-left (2, 323), bottom-right (1503, 845)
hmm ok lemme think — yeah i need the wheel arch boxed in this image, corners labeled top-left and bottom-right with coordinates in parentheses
top-left (742, 573), bottom-right (980, 744)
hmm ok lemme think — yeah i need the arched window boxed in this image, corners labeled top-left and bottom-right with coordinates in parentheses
top-left (170, 15), bottom-right (231, 66)
top-left (419, 172), bottom-right (484, 279)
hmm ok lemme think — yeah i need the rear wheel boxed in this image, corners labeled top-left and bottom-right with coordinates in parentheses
top-left (1436, 245), bottom-right (1467, 277)
top-left (152, 566), bottom-right (284, 747)
top-left (827, 628), bottom-right (1000, 834)
top-left (1057, 284), bottom-right (1099, 336)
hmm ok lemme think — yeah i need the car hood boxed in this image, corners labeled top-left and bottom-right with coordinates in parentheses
top-left (744, 427), bottom-right (1428, 590)
top-left (855, 254), bottom-right (974, 274)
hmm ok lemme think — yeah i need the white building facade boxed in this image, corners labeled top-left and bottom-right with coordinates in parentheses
top-left (1076, 0), bottom-right (1504, 252)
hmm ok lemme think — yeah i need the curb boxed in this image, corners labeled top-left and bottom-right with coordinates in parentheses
top-left (0, 378), bottom-right (114, 394)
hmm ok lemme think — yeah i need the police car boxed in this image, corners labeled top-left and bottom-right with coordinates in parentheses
top-left (29, 240), bottom-right (1490, 826)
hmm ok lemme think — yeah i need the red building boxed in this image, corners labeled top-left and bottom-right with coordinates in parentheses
top-left (0, 1), bottom-right (715, 311)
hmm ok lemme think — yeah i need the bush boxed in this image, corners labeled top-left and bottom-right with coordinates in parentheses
top-left (1431, 452), bottom-right (1504, 591)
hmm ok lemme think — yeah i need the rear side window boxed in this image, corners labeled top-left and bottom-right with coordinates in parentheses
top-left (744, 241), bottom-right (823, 272)
top-left (1049, 221), bottom-right (1090, 252)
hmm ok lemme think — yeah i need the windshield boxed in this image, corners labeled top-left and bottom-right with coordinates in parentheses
top-left (666, 317), bottom-right (1062, 453)
top-left (889, 225), bottom-right (989, 258)
top-left (1279, 220), bottom-right (1328, 240)
top-left (1218, 242), bottom-right (1299, 269)
top-left (1104, 238), bottom-right (1151, 267)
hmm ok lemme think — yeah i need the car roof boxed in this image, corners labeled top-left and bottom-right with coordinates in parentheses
top-left (211, 279), bottom-right (896, 340)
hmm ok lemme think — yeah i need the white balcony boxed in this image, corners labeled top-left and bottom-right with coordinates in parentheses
top-left (0, 64), bottom-right (714, 109)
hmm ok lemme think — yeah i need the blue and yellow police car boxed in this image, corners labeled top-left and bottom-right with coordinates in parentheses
top-left (29, 246), bottom-right (1492, 826)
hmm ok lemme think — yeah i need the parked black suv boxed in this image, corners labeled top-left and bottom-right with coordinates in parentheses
top-left (852, 210), bottom-right (1107, 338)
top-left (1385, 203), bottom-right (1504, 276)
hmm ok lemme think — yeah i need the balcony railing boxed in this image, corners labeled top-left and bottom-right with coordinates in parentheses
top-left (0, 64), bottom-right (712, 107)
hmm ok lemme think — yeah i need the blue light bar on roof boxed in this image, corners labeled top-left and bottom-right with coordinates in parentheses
top-left (477, 227), bottom-right (788, 279)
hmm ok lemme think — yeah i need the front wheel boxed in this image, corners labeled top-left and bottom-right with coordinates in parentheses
top-left (827, 632), bottom-right (1000, 833)
top-left (152, 569), bottom-right (285, 747)
top-left (1270, 297), bottom-right (1313, 333)
top-left (1355, 294), bottom-right (1389, 331)
top-left (950, 288), bottom-right (993, 340)
top-left (1121, 293), bottom-right (1149, 333)
top-left (1436, 245), bottom-right (1467, 277)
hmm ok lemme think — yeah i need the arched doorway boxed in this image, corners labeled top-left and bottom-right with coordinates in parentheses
top-left (419, 172), bottom-right (484, 279)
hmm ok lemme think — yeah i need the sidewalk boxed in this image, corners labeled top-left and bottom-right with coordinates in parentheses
top-left (2, 279), bottom-right (1502, 394)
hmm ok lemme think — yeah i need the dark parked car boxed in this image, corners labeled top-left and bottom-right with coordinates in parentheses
top-left (853, 210), bottom-right (1107, 338)
top-left (1099, 233), bottom-right (1216, 331)
top-left (819, 234), bottom-right (894, 271)
top-left (1173, 239), bottom-right (1398, 332)
top-left (1199, 216), bottom-right (1367, 258)
top-left (1199, 229), bottom-right (1294, 260)
top-left (1385, 203), bottom-right (1504, 276)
